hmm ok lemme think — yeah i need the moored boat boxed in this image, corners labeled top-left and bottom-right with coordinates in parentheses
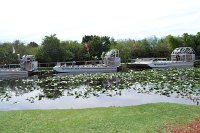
top-left (53, 49), bottom-right (121, 73)
top-left (128, 47), bottom-right (195, 68)
top-left (0, 55), bottom-right (38, 79)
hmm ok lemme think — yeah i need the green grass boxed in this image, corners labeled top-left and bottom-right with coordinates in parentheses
top-left (0, 103), bottom-right (200, 133)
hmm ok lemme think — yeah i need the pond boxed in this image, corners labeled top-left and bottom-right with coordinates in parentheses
top-left (0, 68), bottom-right (200, 110)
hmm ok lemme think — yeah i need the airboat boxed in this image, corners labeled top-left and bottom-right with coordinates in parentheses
top-left (128, 47), bottom-right (195, 68)
top-left (0, 55), bottom-right (38, 79)
top-left (53, 49), bottom-right (121, 73)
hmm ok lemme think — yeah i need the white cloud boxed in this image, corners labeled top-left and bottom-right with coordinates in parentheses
top-left (0, 0), bottom-right (200, 43)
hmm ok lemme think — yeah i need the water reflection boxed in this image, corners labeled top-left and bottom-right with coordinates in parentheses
top-left (0, 68), bottom-right (200, 110)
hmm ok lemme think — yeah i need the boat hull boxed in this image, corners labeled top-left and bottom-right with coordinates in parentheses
top-left (129, 61), bottom-right (194, 68)
top-left (53, 65), bottom-right (118, 73)
top-left (0, 69), bottom-right (28, 79)
top-left (127, 63), bottom-right (151, 68)
top-left (148, 61), bottom-right (194, 68)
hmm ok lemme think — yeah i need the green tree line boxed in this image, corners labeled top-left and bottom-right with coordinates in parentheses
top-left (1, 32), bottom-right (200, 64)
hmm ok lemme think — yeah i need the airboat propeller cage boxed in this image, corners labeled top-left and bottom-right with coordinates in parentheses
top-left (171, 47), bottom-right (195, 62)
top-left (20, 55), bottom-right (38, 71)
top-left (103, 49), bottom-right (121, 66)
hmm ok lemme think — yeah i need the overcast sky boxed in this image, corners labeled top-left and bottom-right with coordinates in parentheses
top-left (0, 0), bottom-right (200, 43)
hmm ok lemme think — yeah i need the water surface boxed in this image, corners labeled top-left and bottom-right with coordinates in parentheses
top-left (0, 68), bottom-right (200, 110)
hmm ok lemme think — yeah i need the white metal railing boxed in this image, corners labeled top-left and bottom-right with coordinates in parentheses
top-left (126, 58), bottom-right (167, 63)
top-left (0, 64), bottom-right (20, 69)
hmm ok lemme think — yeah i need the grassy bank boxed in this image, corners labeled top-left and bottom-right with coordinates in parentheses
top-left (0, 103), bottom-right (200, 133)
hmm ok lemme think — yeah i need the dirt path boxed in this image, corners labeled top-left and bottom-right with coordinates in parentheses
top-left (171, 117), bottom-right (200, 133)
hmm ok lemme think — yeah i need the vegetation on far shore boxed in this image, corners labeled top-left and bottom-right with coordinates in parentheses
top-left (1, 32), bottom-right (200, 64)
top-left (0, 103), bottom-right (200, 133)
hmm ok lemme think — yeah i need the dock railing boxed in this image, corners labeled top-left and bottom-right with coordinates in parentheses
top-left (0, 64), bottom-right (20, 69)
top-left (38, 62), bottom-right (57, 69)
top-left (1, 57), bottom-right (200, 70)
top-left (38, 60), bottom-right (103, 68)
top-left (122, 58), bottom-right (168, 64)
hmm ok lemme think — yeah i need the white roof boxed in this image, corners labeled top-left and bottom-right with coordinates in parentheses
top-left (171, 47), bottom-right (195, 55)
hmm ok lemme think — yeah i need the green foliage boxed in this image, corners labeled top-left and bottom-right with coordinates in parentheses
top-left (1, 32), bottom-right (200, 64)
top-left (194, 32), bottom-right (200, 56)
top-left (27, 41), bottom-right (38, 47)
top-left (165, 35), bottom-right (181, 52)
top-left (151, 41), bottom-right (169, 57)
top-left (110, 39), bottom-right (133, 61)
top-left (0, 43), bottom-right (16, 64)
top-left (2, 68), bottom-right (199, 102)
top-left (82, 35), bottom-right (112, 59)
top-left (60, 41), bottom-right (85, 61)
top-left (133, 39), bottom-right (152, 58)
top-left (35, 47), bottom-right (48, 62)
top-left (0, 41), bottom-right (28, 64)
top-left (182, 33), bottom-right (196, 48)
top-left (38, 34), bottom-right (65, 62)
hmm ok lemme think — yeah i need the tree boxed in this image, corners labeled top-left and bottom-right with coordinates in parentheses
top-left (182, 33), bottom-right (196, 48)
top-left (60, 41), bottom-right (85, 61)
top-left (0, 43), bottom-right (18, 64)
top-left (28, 42), bottom-right (39, 47)
top-left (110, 39), bottom-right (133, 61)
top-left (152, 41), bottom-right (169, 57)
top-left (35, 47), bottom-right (47, 62)
top-left (132, 39), bottom-right (151, 58)
top-left (37, 34), bottom-right (64, 62)
top-left (82, 35), bottom-right (112, 60)
top-left (195, 32), bottom-right (200, 57)
top-left (165, 35), bottom-right (182, 52)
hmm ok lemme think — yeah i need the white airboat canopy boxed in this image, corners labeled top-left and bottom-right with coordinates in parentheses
top-left (103, 49), bottom-right (121, 66)
top-left (20, 55), bottom-right (38, 71)
top-left (171, 47), bottom-right (195, 62)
